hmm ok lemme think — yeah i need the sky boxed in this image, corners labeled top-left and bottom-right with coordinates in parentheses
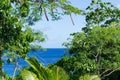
top-left (33, 0), bottom-right (120, 48)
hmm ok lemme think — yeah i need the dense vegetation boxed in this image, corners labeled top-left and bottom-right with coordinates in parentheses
top-left (57, 26), bottom-right (120, 80)
top-left (0, 0), bottom-right (80, 80)
top-left (1, 0), bottom-right (120, 80)
top-left (56, 0), bottom-right (120, 80)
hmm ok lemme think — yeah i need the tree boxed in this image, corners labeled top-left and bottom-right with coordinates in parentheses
top-left (18, 0), bottom-right (81, 25)
top-left (0, 0), bottom-right (81, 79)
top-left (55, 1), bottom-right (120, 80)
top-left (82, 0), bottom-right (120, 32)
top-left (57, 26), bottom-right (120, 80)
top-left (56, 1), bottom-right (120, 80)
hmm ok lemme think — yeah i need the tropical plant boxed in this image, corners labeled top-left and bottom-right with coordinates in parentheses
top-left (22, 57), bottom-right (69, 80)
top-left (0, 72), bottom-right (12, 80)
top-left (25, 57), bottom-right (53, 80)
top-left (15, 69), bottom-right (39, 80)
top-left (57, 26), bottom-right (120, 80)
top-left (49, 65), bottom-right (69, 80)
top-left (79, 74), bottom-right (100, 80)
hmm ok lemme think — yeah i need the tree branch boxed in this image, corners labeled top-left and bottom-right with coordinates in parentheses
top-left (100, 69), bottom-right (111, 77)
top-left (70, 14), bottom-right (75, 25)
top-left (44, 8), bottom-right (49, 21)
top-left (101, 68), bottom-right (120, 79)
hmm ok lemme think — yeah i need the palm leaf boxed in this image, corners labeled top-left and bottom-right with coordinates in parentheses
top-left (17, 69), bottom-right (39, 80)
top-left (49, 65), bottom-right (69, 80)
top-left (79, 74), bottom-right (101, 80)
top-left (25, 57), bottom-right (53, 80)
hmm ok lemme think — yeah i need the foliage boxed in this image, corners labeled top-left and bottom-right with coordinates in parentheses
top-left (82, 0), bottom-right (120, 32)
top-left (0, 0), bottom-right (81, 78)
top-left (56, 1), bottom-right (120, 80)
top-left (57, 26), bottom-right (120, 80)
top-left (16, 69), bottom-right (39, 80)
top-left (79, 74), bottom-right (100, 80)
top-left (56, 55), bottom-right (96, 80)
top-left (49, 65), bottom-right (69, 80)
top-left (13, 0), bottom-right (81, 25)
top-left (0, 72), bottom-right (12, 80)
top-left (0, 0), bottom-right (45, 67)
top-left (26, 57), bottom-right (54, 80)
top-left (18, 57), bottom-right (69, 80)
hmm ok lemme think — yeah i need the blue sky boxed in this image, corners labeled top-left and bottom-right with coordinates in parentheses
top-left (33, 0), bottom-right (120, 48)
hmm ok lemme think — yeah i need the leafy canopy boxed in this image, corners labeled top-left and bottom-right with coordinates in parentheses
top-left (82, 0), bottom-right (120, 32)
top-left (57, 26), bottom-right (120, 80)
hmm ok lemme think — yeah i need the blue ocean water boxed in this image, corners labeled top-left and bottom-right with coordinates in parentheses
top-left (2, 48), bottom-right (68, 76)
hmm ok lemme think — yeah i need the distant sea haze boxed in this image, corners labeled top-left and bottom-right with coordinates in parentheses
top-left (3, 48), bottom-right (68, 76)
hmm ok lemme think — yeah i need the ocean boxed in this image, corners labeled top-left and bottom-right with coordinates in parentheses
top-left (2, 48), bottom-right (68, 76)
